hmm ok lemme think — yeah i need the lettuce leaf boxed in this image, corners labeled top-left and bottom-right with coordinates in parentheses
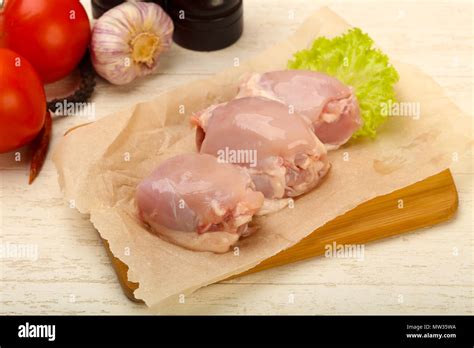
top-left (288, 28), bottom-right (399, 138)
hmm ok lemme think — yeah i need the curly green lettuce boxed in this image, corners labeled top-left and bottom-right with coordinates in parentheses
top-left (288, 28), bottom-right (399, 138)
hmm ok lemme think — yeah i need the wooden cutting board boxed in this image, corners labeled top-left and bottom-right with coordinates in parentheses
top-left (102, 169), bottom-right (458, 302)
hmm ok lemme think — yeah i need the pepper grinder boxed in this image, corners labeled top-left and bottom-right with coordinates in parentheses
top-left (168, 0), bottom-right (243, 51)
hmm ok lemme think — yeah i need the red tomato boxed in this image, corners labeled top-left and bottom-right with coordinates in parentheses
top-left (0, 0), bottom-right (91, 83)
top-left (0, 48), bottom-right (46, 153)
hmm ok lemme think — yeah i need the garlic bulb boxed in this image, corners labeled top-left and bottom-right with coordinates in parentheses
top-left (91, 1), bottom-right (174, 85)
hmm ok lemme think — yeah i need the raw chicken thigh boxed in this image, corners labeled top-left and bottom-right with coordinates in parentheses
top-left (237, 70), bottom-right (362, 150)
top-left (192, 96), bottom-right (330, 200)
top-left (136, 153), bottom-right (264, 253)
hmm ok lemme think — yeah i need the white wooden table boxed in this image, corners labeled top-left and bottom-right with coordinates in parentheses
top-left (0, 0), bottom-right (472, 314)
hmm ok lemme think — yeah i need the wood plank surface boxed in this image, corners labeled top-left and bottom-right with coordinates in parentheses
top-left (0, 0), bottom-right (472, 314)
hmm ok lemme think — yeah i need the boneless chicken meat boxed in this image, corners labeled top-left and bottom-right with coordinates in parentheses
top-left (136, 153), bottom-right (265, 253)
top-left (192, 96), bottom-right (330, 201)
top-left (237, 70), bottom-right (362, 150)
top-left (136, 71), bottom-right (355, 253)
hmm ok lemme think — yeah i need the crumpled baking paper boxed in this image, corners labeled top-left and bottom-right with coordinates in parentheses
top-left (53, 7), bottom-right (473, 307)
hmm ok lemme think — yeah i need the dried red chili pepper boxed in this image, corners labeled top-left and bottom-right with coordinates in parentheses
top-left (29, 110), bottom-right (52, 184)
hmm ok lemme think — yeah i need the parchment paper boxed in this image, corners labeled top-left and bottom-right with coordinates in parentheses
top-left (53, 7), bottom-right (473, 307)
